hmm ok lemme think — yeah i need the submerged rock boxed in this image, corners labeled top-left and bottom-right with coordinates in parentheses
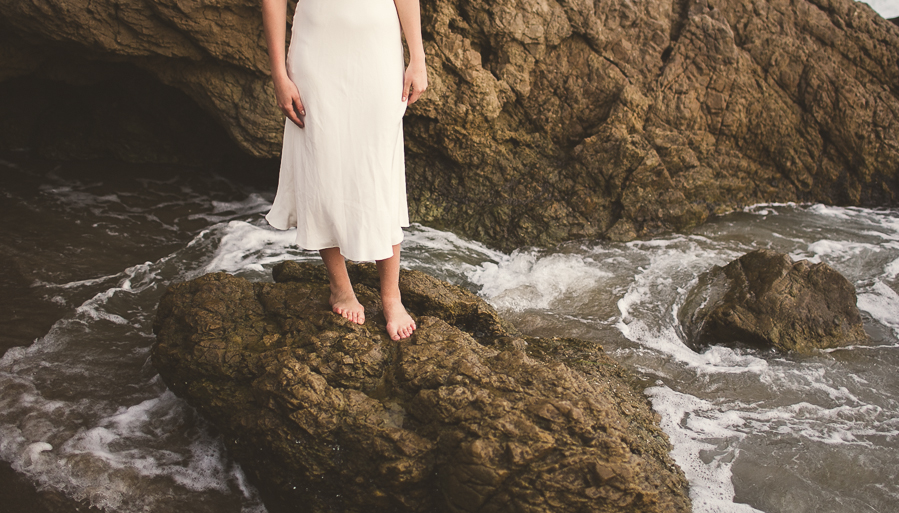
top-left (2, 0), bottom-right (898, 248)
top-left (679, 249), bottom-right (867, 352)
top-left (152, 261), bottom-right (690, 513)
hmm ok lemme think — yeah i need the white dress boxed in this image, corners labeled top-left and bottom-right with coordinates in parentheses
top-left (265, 0), bottom-right (409, 262)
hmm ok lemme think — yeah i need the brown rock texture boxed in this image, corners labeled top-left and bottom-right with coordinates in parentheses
top-left (152, 261), bottom-right (691, 513)
top-left (1, 0), bottom-right (897, 247)
top-left (679, 248), bottom-right (868, 352)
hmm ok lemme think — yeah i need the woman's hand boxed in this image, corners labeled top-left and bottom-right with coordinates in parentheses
top-left (273, 72), bottom-right (306, 128)
top-left (402, 60), bottom-right (428, 106)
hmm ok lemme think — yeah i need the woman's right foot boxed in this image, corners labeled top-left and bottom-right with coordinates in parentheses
top-left (383, 296), bottom-right (416, 340)
top-left (330, 290), bottom-right (365, 324)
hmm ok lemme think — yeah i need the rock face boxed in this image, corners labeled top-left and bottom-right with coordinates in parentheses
top-left (679, 249), bottom-right (867, 352)
top-left (152, 261), bottom-right (690, 513)
top-left (2, 0), bottom-right (898, 247)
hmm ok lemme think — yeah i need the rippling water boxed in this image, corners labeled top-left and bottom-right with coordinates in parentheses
top-left (1, 154), bottom-right (897, 512)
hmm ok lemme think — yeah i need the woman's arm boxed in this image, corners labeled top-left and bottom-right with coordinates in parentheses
top-left (262, 0), bottom-right (305, 127)
top-left (394, 0), bottom-right (428, 105)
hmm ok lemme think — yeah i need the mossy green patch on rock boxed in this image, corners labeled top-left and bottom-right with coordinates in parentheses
top-left (152, 262), bottom-right (690, 513)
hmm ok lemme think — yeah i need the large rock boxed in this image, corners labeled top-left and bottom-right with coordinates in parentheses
top-left (152, 261), bottom-right (690, 513)
top-left (2, 0), bottom-right (898, 247)
top-left (679, 249), bottom-right (868, 352)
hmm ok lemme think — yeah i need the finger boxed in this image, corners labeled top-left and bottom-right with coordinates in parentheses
top-left (293, 97), bottom-right (306, 128)
top-left (284, 105), bottom-right (304, 128)
top-left (402, 73), bottom-right (413, 102)
top-left (293, 96), bottom-right (306, 118)
top-left (408, 88), bottom-right (422, 106)
top-left (285, 108), bottom-right (304, 128)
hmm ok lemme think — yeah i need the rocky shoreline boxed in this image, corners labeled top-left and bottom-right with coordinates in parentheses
top-left (1, 0), bottom-right (897, 248)
top-left (152, 261), bottom-right (692, 512)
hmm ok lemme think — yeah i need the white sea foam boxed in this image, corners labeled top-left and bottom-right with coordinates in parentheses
top-left (884, 256), bottom-right (899, 280)
top-left (468, 250), bottom-right (611, 311)
top-left (4, 173), bottom-right (899, 513)
top-left (794, 239), bottom-right (883, 264)
top-left (33, 272), bottom-right (123, 290)
top-left (189, 194), bottom-right (272, 223)
top-left (646, 386), bottom-right (763, 513)
top-left (857, 280), bottom-right (899, 335)
top-left (0, 223), bottom-right (268, 513)
top-left (861, 0), bottom-right (899, 18)
top-left (405, 223), bottom-right (504, 260)
top-left (807, 204), bottom-right (856, 219)
top-left (201, 220), bottom-right (315, 276)
top-left (616, 319), bottom-right (770, 375)
top-left (59, 391), bottom-right (236, 495)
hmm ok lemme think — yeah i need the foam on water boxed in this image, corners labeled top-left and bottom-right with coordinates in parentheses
top-left (857, 280), bottom-right (899, 338)
top-left (861, 0), bottom-right (899, 19)
top-left (469, 250), bottom-right (612, 311)
top-left (461, 203), bottom-right (899, 512)
top-left (0, 240), bottom-right (267, 512)
top-left (201, 219), bottom-right (316, 277)
top-left (0, 199), bottom-right (510, 512)
top-left (4, 165), bottom-right (899, 513)
top-left (0, 164), bottom-right (278, 512)
top-left (189, 194), bottom-right (273, 224)
top-left (645, 386), bottom-right (763, 513)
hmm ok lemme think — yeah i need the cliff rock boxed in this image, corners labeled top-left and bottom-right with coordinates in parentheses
top-left (1, 0), bottom-right (898, 247)
top-left (151, 261), bottom-right (691, 513)
top-left (679, 248), bottom-right (868, 352)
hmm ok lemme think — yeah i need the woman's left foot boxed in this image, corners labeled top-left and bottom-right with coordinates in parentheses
top-left (383, 297), bottom-right (416, 340)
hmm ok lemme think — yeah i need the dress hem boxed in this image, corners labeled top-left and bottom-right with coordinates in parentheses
top-left (266, 212), bottom-right (406, 262)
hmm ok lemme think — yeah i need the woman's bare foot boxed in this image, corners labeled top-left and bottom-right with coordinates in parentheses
top-left (319, 247), bottom-right (364, 325)
top-left (383, 296), bottom-right (415, 340)
top-left (330, 289), bottom-right (365, 325)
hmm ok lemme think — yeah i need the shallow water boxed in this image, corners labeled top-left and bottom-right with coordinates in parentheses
top-left (1, 154), bottom-right (898, 512)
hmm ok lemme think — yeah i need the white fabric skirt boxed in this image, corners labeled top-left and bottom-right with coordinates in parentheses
top-left (265, 0), bottom-right (409, 262)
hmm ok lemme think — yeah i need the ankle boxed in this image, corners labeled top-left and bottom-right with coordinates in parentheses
top-left (331, 284), bottom-right (355, 299)
top-left (381, 291), bottom-right (402, 304)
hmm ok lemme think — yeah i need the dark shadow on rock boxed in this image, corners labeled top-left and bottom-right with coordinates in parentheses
top-left (0, 63), bottom-right (274, 172)
top-left (679, 249), bottom-right (868, 353)
top-left (152, 261), bottom-right (691, 513)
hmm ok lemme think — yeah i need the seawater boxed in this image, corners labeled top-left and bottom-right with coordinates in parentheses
top-left (1, 156), bottom-right (898, 513)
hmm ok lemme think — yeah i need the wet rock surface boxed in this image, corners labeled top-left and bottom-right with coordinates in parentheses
top-left (152, 261), bottom-right (690, 513)
top-left (679, 249), bottom-right (868, 352)
top-left (2, 0), bottom-right (897, 248)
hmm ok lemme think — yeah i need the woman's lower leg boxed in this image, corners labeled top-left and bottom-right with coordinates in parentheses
top-left (319, 247), bottom-right (365, 324)
top-left (377, 244), bottom-right (416, 340)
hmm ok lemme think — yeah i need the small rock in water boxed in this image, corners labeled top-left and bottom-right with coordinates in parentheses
top-left (679, 249), bottom-right (868, 353)
top-left (152, 261), bottom-right (691, 513)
